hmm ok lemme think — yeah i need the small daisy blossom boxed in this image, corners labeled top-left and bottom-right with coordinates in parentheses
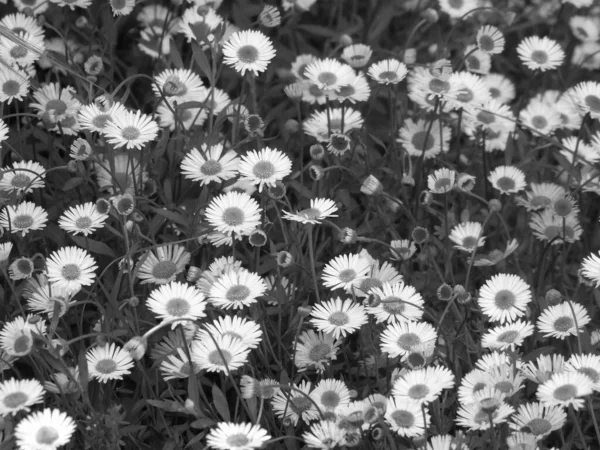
top-left (392, 366), bottom-right (455, 404)
top-left (222, 30), bottom-right (276, 76)
top-left (385, 396), bottom-right (429, 437)
top-left (191, 335), bottom-right (250, 373)
top-left (205, 191), bottom-right (262, 237)
top-left (0, 201), bottom-right (48, 236)
top-left (136, 244), bottom-right (190, 285)
top-left (427, 168), bottom-right (456, 194)
top-left (304, 58), bottom-right (355, 91)
top-left (488, 165), bottom-right (527, 194)
top-left (208, 268), bottom-right (266, 310)
top-left (2, 160), bottom-right (45, 193)
top-left (302, 420), bottom-right (347, 449)
top-left (517, 36), bottom-right (565, 72)
top-left (103, 109), bottom-right (159, 150)
top-left (537, 371), bottom-right (593, 410)
top-left (237, 147), bottom-right (292, 192)
top-left (449, 221), bottom-right (485, 252)
top-left (510, 402), bottom-right (566, 439)
top-left (197, 316), bottom-right (262, 349)
top-left (206, 422), bottom-right (270, 450)
top-left (478, 273), bottom-right (532, 323)
top-left (482, 320), bottom-right (535, 350)
top-left (476, 25), bottom-right (505, 54)
top-left (310, 378), bottom-right (351, 412)
top-left (271, 380), bottom-right (317, 425)
top-left (0, 316), bottom-right (46, 357)
top-left (146, 281), bottom-right (207, 327)
top-left (180, 144), bottom-right (239, 186)
top-left (58, 202), bottom-right (108, 236)
top-left (565, 353), bottom-right (600, 391)
top-left (294, 330), bottom-right (340, 372)
top-left (581, 251), bottom-right (600, 287)
top-left (321, 253), bottom-right (371, 291)
top-left (282, 198), bottom-right (338, 224)
top-left (86, 343), bottom-right (134, 383)
top-left (0, 378), bottom-right (45, 416)
top-left (570, 81), bottom-right (600, 119)
top-left (367, 281), bottom-right (425, 324)
top-left (520, 354), bottom-right (566, 384)
top-left (456, 402), bottom-right (514, 431)
top-left (536, 301), bottom-right (590, 339)
top-left (367, 59), bottom-right (408, 85)
top-left (380, 321), bottom-right (438, 358)
top-left (45, 246), bottom-right (97, 294)
top-left (14, 408), bottom-right (76, 450)
top-left (310, 297), bottom-right (368, 339)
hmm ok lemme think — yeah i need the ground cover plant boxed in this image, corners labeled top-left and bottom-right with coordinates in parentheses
top-left (2, 0), bottom-right (600, 448)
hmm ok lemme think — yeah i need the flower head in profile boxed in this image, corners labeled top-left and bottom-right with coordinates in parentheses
top-left (222, 30), bottom-right (276, 76)
top-left (206, 422), bottom-right (271, 450)
top-left (282, 198), bottom-right (338, 225)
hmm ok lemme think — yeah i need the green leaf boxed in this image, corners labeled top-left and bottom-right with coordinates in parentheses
top-left (190, 418), bottom-right (216, 429)
top-left (192, 43), bottom-right (213, 84)
top-left (147, 399), bottom-right (192, 414)
top-left (211, 384), bottom-right (230, 421)
top-left (70, 235), bottom-right (116, 258)
top-left (151, 208), bottom-right (189, 228)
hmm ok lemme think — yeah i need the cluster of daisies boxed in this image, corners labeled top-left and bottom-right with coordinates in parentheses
top-left (3, 0), bottom-right (600, 447)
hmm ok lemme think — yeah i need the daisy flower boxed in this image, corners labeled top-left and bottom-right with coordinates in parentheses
top-left (303, 107), bottom-right (364, 142)
top-left (271, 380), bottom-right (317, 425)
top-left (191, 334), bottom-right (250, 373)
top-left (520, 354), bottom-right (565, 384)
top-left (179, 7), bottom-right (223, 43)
top-left (478, 274), bottom-right (531, 324)
top-left (517, 36), bottom-right (565, 72)
top-left (488, 364), bottom-right (525, 397)
top-left (581, 251), bottom-right (600, 287)
top-left (447, 71), bottom-right (490, 111)
top-left (238, 147), bottom-right (292, 192)
top-left (29, 83), bottom-right (80, 125)
top-left (380, 321), bottom-right (437, 358)
top-left (322, 254), bottom-right (371, 291)
top-left (146, 281), bottom-right (207, 327)
top-left (0, 160), bottom-right (46, 194)
top-left (427, 168), bottom-right (456, 194)
top-left (94, 153), bottom-right (147, 195)
top-left (50, 0), bottom-right (92, 8)
top-left (520, 99), bottom-right (562, 136)
top-left (159, 348), bottom-right (201, 381)
top-left (205, 190), bottom-right (262, 237)
top-left (537, 301), bottom-right (590, 339)
top-left (464, 44), bottom-right (492, 75)
top-left (397, 118), bottom-right (451, 159)
top-left (390, 240), bottom-right (417, 261)
top-left (58, 202), bottom-right (108, 236)
top-left (561, 136), bottom-right (600, 166)
top-left (45, 246), bottom-right (97, 294)
top-left (449, 221), bottom-right (485, 252)
top-left (0, 201), bottom-right (48, 236)
top-left (456, 402), bottom-right (514, 431)
top-left (341, 44), bottom-right (372, 69)
top-left (14, 409), bottom-right (76, 450)
top-left (78, 101), bottom-right (128, 134)
top-left (516, 183), bottom-right (565, 211)
top-left (0, 316), bottom-right (45, 357)
top-left (367, 59), bottom-right (408, 85)
top-left (222, 30), bottom-right (275, 76)
top-left (196, 316), bottom-right (263, 349)
top-left (8, 257), bottom-right (34, 280)
top-left (537, 371), bottom-right (593, 410)
top-left (1, 13), bottom-right (45, 39)
top-left (70, 138), bottom-right (93, 161)
top-left (482, 320), bottom-right (535, 350)
top-left (331, 72), bottom-right (371, 103)
top-left (310, 297), bottom-right (368, 339)
top-left (0, 378), bottom-right (44, 417)
top-left (103, 109), bottom-right (159, 150)
top-left (87, 343), bottom-right (134, 383)
top-left (570, 81), bottom-right (600, 119)
top-left (23, 274), bottom-right (74, 318)
top-left (0, 31), bottom-right (45, 67)
top-left (392, 366), bottom-right (455, 404)
top-left (294, 330), bottom-right (340, 373)
top-left (240, 376), bottom-right (280, 399)
top-left (483, 73), bottom-right (516, 104)
top-left (476, 25), bottom-right (505, 54)
top-left (367, 281), bottom-right (424, 324)
top-left (152, 68), bottom-right (205, 100)
top-left (0, 66), bottom-right (29, 104)
top-left (438, 0), bottom-right (479, 18)
top-left (180, 144), bottom-right (239, 185)
top-left (208, 268), bottom-right (266, 309)
top-left (488, 165), bottom-right (526, 195)
top-left (44, 367), bottom-right (81, 394)
top-left (529, 210), bottom-right (582, 245)
top-left (304, 58), bottom-right (354, 92)
top-left (136, 244), bottom-right (191, 285)
top-left (302, 420), bottom-right (346, 449)
top-left (510, 402), bottom-right (566, 439)
top-left (206, 422), bottom-right (270, 450)
top-left (110, 0), bottom-right (135, 15)
top-left (282, 198), bottom-right (338, 224)
top-left (355, 258), bottom-right (403, 297)
top-left (385, 396), bottom-right (429, 437)
top-left (310, 378), bottom-right (351, 412)
top-left (565, 353), bottom-right (600, 390)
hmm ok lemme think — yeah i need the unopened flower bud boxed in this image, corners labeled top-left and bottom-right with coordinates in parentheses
top-left (298, 305), bottom-right (312, 317)
top-left (75, 16), bottom-right (88, 27)
top-left (258, 5), bottom-right (281, 28)
top-left (402, 173), bottom-right (415, 186)
top-left (249, 229), bottom-right (268, 247)
top-left (454, 285), bottom-right (471, 304)
top-left (545, 289), bottom-right (562, 306)
top-left (437, 283), bottom-right (453, 301)
top-left (284, 118), bottom-right (299, 134)
top-left (112, 194), bottom-right (135, 215)
top-left (310, 165), bottom-right (324, 181)
top-left (421, 8), bottom-right (438, 23)
top-left (338, 34), bottom-right (353, 46)
top-left (403, 48), bottom-right (417, 65)
top-left (420, 190), bottom-right (433, 206)
top-left (127, 296), bottom-right (139, 307)
top-left (310, 144), bottom-right (325, 160)
top-left (96, 335), bottom-right (108, 347)
top-left (184, 398), bottom-right (196, 414)
top-left (124, 336), bottom-right (147, 361)
top-left (284, 83), bottom-right (303, 101)
top-left (339, 227), bottom-right (357, 244)
top-left (67, 161), bottom-right (78, 173)
top-left (267, 181), bottom-right (286, 200)
top-left (96, 198), bottom-right (111, 215)
top-left (411, 226), bottom-right (429, 244)
top-left (361, 175), bottom-right (383, 195)
top-left (276, 251), bottom-right (293, 267)
top-left (187, 266), bottom-right (202, 283)
top-left (488, 199), bottom-right (502, 212)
